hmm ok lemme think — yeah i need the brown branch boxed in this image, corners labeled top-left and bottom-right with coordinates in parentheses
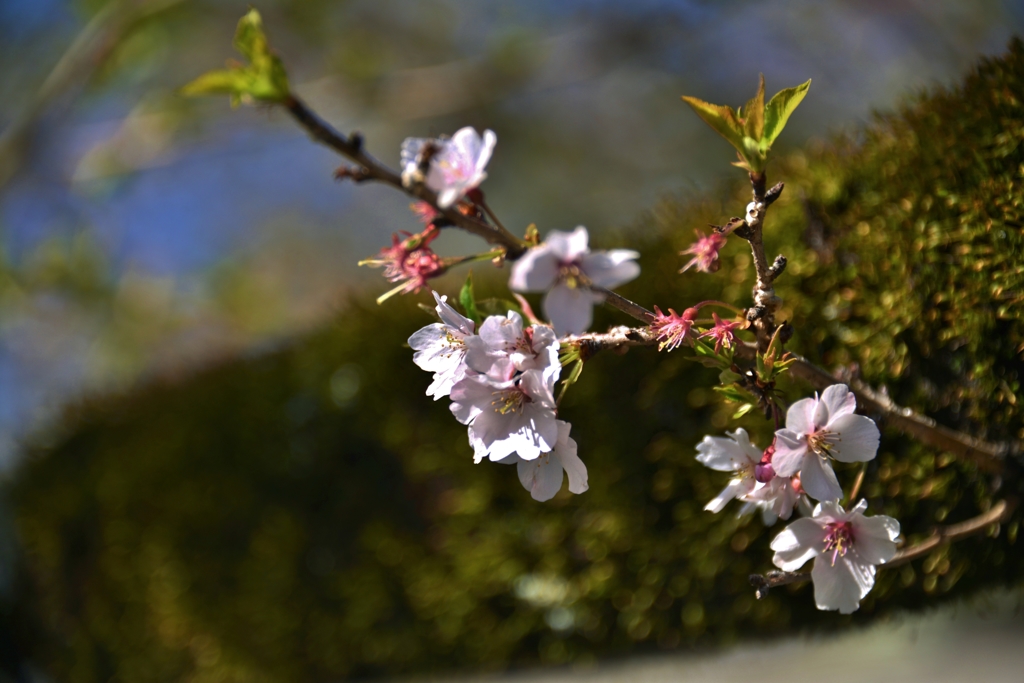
top-left (749, 498), bottom-right (1017, 599)
top-left (737, 171), bottom-right (784, 353)
top-left (562, 326), bottom-right (657, 358)
top-left (587, 284), bottom-right (656, 324)
top-left (281, 95), bottom-right (528, 259)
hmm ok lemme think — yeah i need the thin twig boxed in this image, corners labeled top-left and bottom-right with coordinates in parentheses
top-left (562, 326), bottom-right (657, 357)
top-left (749, 498), bottom-right (1017, 598)
top-left (730, 342), bottom-right (1013, 473)
top-left (282, 95), bottom-right (528, 258)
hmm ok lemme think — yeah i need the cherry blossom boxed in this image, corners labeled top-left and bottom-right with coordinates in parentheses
top-left (771, 500), bottom-right (900, 614)
top-left (408, 291), bottom-right (476, 400)
top-left (772, 384), bottom-right (880, 502)
top-left (464, 311), bottom-right (559, 383)
top-left (401, 127), bottom-right (497, 208)
top-left (680, 229), bottom-right (728, 273)
top-left (359, 229), bottom-right (444, 301)
top-left (450, 369), bottom-right (559, 463)
top-left (508, 226), bottom-right (640, 336)
top-left (698, 312), bottom-right (744, 353)
top-left (695, 428), bottom-right (763, 513)
top-left (501, 420), bottom-right (588, 502)
top-left (650, 306), bottom-right (697, 352)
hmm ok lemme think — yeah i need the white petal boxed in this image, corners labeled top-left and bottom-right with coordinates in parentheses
top-left (695, 430), bottom-right (759, 471)
top-left (852, 515), bottom-right (900, 564)
top-left (555, 431), bottom-right (588, 494)
top-left (770, 430), bottom-right (807, 477)
top-left (519, 369), bottom-right (557, 408)
top-left (811, 555), bottom-right (875, 614)
top-left (785, 396), bottom-right (818, 434)
top-left (771, 517), bottom-right (825, 571)
top-left (433, 291), bottom-right (475, 334)
top-left (545, 226), bottom-right (590, 262)
top-left (543, 284), bottom-right (593, 336)
top-left (819, 384), bottom-right (856, 422)
top-left (816, 500), bottom-right (846, 522)
top-left (579, 250), bottom-right (641, 288)
top-left (828, 413), bottom-right (881, 463)
top-left (799, 453), bottom-right (844, 502)
top-left (424, 360), bottom-right (467, 400)
top-left (704, 479), bottom-right (753, 513)
top-left (508, 246), bottom-right (559, 292)
top-left (437, 186), bottom-right (460, 208)
top-left (517, 454), bottom-right (563, 501)
top-left (476, 129), bottom-right (497, 172)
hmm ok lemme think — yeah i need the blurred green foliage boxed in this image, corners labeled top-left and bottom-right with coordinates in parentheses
top-left (8, 37), bottom-right (1024, 683)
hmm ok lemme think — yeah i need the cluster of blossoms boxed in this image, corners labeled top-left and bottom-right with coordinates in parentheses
top-left (697, 383), bottom-right (900, 613)
top-left (387, 124), bottom-right (900, 614)
top-left (409, 292), bottom-right (587, 501)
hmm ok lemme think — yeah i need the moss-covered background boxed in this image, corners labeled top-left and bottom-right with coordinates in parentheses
top-left (5, 37), bottom-right (1024, 683)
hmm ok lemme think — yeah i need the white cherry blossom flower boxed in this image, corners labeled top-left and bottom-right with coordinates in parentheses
top-left (696, 428), bottom-right (801, 522)
top-left (771, 500), bottom-right (900, 614)
top-left (408, 291), bottom-right (476, 400)
top-left (500, 420), bottom-right (588, 502)
top-left (464, 311), bottom-right (559, 383)
top-left (696, 428), bottom-right (764, 513)
top-left (450, 369), bottom-right (559, 462)
top-left (508, 226), bottom-right (640, 336)
top-left (401, 127), bottom-right (497, 208)
top-left (772, 384), bottom-right (880, 502)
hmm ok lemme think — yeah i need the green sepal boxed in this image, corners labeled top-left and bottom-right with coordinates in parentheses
top-left (181, 9), bottom-right (290, 105)
top-left (557, 359), bottom-right (585, 405)
top-left (459, 271), bottom-right (481, 324)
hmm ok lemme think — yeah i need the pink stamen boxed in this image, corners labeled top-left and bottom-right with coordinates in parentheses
top-left (650, 306), bottom-right (698, 352)
top-left (823, 521), bottom-right (854, 566)
top-left (698, 312), bottom-right (744, 353)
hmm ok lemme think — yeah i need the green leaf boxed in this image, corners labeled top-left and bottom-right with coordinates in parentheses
top-left (761, 79), bottom-right (811, 153)
top-left (180, 9), bottom-right (290, 105)
top-left (742, 74), bottom-right (766, 141)
top-left (732, 403), bottom-right (755, 420)
top-left (459, 272), bottom-right (481, 324)
top-left (681, 96), bottom-right (746, 153)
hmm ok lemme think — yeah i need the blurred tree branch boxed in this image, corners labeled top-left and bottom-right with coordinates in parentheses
top-left (0, 0), bottom-right (186, 193)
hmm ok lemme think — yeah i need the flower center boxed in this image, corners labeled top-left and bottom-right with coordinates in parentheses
top-left (439, 149), bottom-right (474, 184)
top-left (490, 387), bottom-right (530, 415)
top-left (557, 262), bottom-right (583, 289)
top-left (823, 521), bottom-right (855, 565)
top-left (807, 429), bottom-right (838, 457)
